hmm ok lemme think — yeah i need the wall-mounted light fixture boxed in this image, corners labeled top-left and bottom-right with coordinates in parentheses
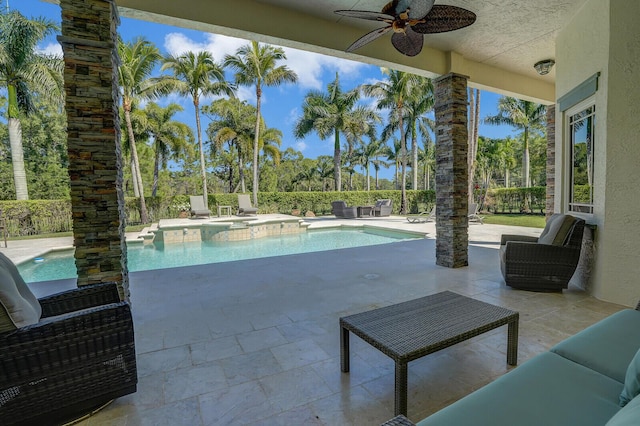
top-left (534, 59), bottom-right (555, 75)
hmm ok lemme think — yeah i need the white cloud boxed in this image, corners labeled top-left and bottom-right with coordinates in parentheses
top-left (281, 46), bottom-right (365, 90)
top-left (37, 42), bottom-right (63, 57)
top-left (164, 32), bottom-right (245, 60)
top-left (295, 141), bottom-right (307, 152)
top-left (164, 32), bottom-right (369, 91)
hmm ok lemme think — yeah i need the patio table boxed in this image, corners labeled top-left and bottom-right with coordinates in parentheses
top-left (340, 291), bottom-right (519, 416)
top-left (357, 205), bottom-right (374, 217)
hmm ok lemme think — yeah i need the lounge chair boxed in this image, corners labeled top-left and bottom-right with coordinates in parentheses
top-left (331, 200), bottom-right (358, 219)
top-left (0, 252), bottom-right (137, 425)
top-left (468, 203), bottom-right (484, 224)
top-left (237, 194), bottom-right (258, 216)
top-left (500, 213), bottom-right (586, 291)
top-left (407, 206), bottom-right (435, 223)
top-left (373, 199), bottom-right (393, 217)
top-left (189, 195), bottom-right (211, 218)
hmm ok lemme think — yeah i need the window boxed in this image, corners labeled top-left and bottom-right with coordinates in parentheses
top-left (567, 101), bottom-right (595, 214)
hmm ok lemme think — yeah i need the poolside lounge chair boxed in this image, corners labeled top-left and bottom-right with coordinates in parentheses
top-left (468, 203), bottom-right (484, 224)
top-left (373, 199), bottom-right (393, 217)
top-left (500, 213), bottom-right (585, 292)
top-left (407, 206), bottom-right (435, 223)
top-left (237, 194), bottom-right (258, 216)
top-left (331, 201), bottom-right (358, 219)
top-left (189, 195), bottom-right (211, 218)
top-left (0, 252), bottom-right (137, 425)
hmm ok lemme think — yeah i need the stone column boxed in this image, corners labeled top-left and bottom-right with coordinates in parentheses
top-left (434, 73), bottom-right (469, 268)
top-left (545, 104), bottom-right (556, 218)
top-left (59, 0), bottom-right (129, 299)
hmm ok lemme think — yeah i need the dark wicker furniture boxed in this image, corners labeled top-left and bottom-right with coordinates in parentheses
top-left (373, 199), bottom-right (393, 217)
top-left (340, 291), bottom-right (518, 416)
top-left (500, 213), bottom-right (585, 292)
top-left (0, 282), bottom-right (137, 426)
top-left (332, 200), bottom-right (358, 219)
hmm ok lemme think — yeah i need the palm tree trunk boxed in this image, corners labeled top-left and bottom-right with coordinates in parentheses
top-left (399, 117), bottom-right (408, 214)
top-left (411, 131), bottom-right (418, 190)
top-left (131, 157), bottom-right (140, 197)
top-left (152, 149), bottom-right (160, 198)
top-left (124, 107), bottom-right (149, 223)
top-left (252, 86), bottom-right (262, 206)
top-left (7, 117), bottom-right (29, 200)
top-left (194, 97), bottom-right (208, 207)
top-left (333, 129), bottom-right (341, 191)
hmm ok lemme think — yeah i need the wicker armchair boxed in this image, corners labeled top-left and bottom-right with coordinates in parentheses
top-left (373, 199), bottom-right (393, 217)
top-left (0, 282), bottom-right (137, 425)
top-left (500, 213), bottom-right (585, 292)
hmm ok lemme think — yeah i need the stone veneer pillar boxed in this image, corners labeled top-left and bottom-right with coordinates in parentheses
top-left (434, 73), bottom-right (469, 268)
top-left (59, 0), bottom-right (129, 299)
top-left (545, 104), bottom-right (556, 218)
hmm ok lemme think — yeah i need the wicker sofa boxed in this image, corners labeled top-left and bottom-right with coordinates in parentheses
top-left (383, 300), bottom-right (640, 426)
top-left (0, 252), bottom-right (137, 426)
top-left (332, 200), bottom-right (358, 219)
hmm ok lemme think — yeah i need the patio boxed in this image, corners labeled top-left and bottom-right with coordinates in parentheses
top-left (8, 219), bottom-right (625, 425)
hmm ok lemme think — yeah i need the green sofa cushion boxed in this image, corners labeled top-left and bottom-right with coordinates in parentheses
top-left (416, 352), bottom-right (622, 426)
top-left (551, 309), bottom-right (640, 383)
top-left (620, 348), bottom-right (640, 406)
top-left (607, 394), bottom-right (640, 426)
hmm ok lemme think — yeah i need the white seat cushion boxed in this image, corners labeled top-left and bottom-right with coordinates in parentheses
top-left (0, 252), bottom-right (41, 332)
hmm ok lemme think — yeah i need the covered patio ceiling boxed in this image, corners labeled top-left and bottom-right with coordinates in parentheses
top-left (112, 0), bottom-right (587, 103)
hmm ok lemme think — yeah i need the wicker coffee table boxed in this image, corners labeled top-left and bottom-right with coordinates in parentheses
top-left (340, 291), bottom-right (519, 416)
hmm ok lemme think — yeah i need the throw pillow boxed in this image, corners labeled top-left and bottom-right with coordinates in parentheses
top-left (538, 214), bottom-right (575, 246)
top-left (0, 252), bottom-right (41, 332)
top-left (607, 393), bottom-right (640, 425)
top-left (620, 347), bottom-right (640, 407)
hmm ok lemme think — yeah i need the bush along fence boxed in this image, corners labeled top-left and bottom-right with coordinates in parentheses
top-left (484, 187), bottom-right (546, 214)
top-left (1, 187), bottom-right (550, 237)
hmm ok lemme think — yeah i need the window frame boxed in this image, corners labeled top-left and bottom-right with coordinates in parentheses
top-left (564, 97), bottom-right (596, 216)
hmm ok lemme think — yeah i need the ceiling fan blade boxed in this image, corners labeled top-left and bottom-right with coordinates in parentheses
top-left (412, 5), bottom-right (477, 34)
top-left (407, 0), bottom-right (435, 19)
top-left (391, 27), bottom-right (423, 57)
top-left (335, 9), bottom-right (394, 22)
top-left (346, 26), bottom-right (393, 52)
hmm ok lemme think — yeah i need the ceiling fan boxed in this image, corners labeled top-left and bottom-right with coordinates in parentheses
top-left (335, 0), bottom-right (476, 57)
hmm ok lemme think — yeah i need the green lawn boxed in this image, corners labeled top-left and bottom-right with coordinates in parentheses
top-left (6, 224), bottom-right (148, 241)
top-left (482, 214), bottom-right (546, 228)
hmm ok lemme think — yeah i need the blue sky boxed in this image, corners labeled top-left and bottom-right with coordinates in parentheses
top-left (18, 0), bottom-right (516, 180)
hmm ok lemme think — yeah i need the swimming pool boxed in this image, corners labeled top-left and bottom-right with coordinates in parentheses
top-left (18, 227), bottom-right (423, 282)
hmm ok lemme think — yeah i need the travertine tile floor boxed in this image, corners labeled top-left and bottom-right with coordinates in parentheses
top-left (9, 218), bottom-right (628, 425)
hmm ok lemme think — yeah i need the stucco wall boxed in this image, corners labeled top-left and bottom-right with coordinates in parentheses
top-left (556, 0), bottom-right (640, 306)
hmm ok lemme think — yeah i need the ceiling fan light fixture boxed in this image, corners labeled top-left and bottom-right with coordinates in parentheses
top-left (534, 59), bottom-right (555, 75)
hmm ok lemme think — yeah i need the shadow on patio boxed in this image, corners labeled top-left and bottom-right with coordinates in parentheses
top-left (31, 227), bottom-right (624, 425)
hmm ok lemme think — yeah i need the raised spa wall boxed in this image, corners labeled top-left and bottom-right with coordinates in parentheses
top-left (146, 218), bottom-right (310, 245)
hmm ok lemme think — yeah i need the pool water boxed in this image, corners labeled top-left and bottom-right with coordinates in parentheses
top-left (18, 228), bottom-right (421, 282)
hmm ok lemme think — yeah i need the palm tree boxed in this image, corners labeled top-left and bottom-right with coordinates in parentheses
top-left (418, 140), bottom-right (436, 190)
top-left (142, 102), bottom-right (194, 197)
top-left (356, 138), bottom-right (387, 191)
top-left (162, 51), bottom-right (235, 206)
top-left (316, 156), bottom-right (334, 192)
top-left (224, 41), bottom-right (297, 206)
top-left (362, 68), bottom-right (424, 213)
top-left (203, 98), bottom-right (255, 193)
top-left (294, 73), bottom-right (379, 191)
top-left (381, 76), bottom-right (435, 189)
top-left (118, 37), bottom-right (173, 223)
top-left (484, 97), bottom-right (546, 188)
top-left (383, 138), bottom-right (403, 189)
top-left (0, 11), bottom-right (62, 200)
